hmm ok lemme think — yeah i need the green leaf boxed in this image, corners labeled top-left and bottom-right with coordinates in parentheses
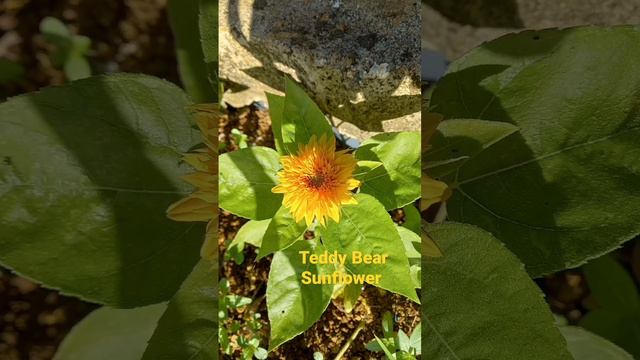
top-left (219, 146), bottom-right (282, 220)
top-left (397, 329), bottom-right (410, 352)
top-left (580, 309), bottom-right (640, 357)
top-left (430, 26), bottom-right (640, 276)
top-left (561, 326), bottom-right (634, 360)
top-left (382, 311), bottom-right (394, 338)
top-left (583, 255), bottom-right (639, 314)
top-left (282, 77), bottom-right (333, 153)
top-left (323, 194), bottom-right (419, 302)
top-left (401, 204), bottom-right (420, 235)
top-left (226, 219), bottom-right (270, 264)
top-left (0, 74), bottom-right (203, 307)
top-left (397, 226), bottom-right (421, 289)
top-left (375, 335), bottom-right (396, 360)
top-left (167, 0), bottom-right (215, 103)
top-left (229, 219), bottom-right (269, 249)
top-left (254, 348), bottom-right (268, 359)
top-left (408, 325), bottom-right (421, 355)
top-left (64, 56), bottom-right (91, 81)
top-left (70, 35), bottom-right (91, 55)
top-left (257, 205), bottom-right (307, 259)
top-left (342, 283), bottom-right (363, 313)
top-left (142, 259), bottom-right (217, 360)
top-left (266, 93), bottom-right (286, 155)
top-left (356, 132), bottom-right (420, 210)
top-left (365, 340), bottom-right (383, 352)
top-left (40, 17), bottom-right (70, 38)
top-left (423, 223), bottom-right (573, 360)
top-left (225, 294), bottom-right (252, 309)
top-left (39, 17), bottom-right (92, 81)
top-left (198, 0), bottom-right (218, 99)
top-left (267, 240), bottom-right (333, 350)
top-left (354, 160), bottom-right (383, 181)
top-left (397, 227), bottom-right (421, 260)
top-left (425, 119), bottom-right (518, 180)
top-left (53, 304), bottom-right (165, 360)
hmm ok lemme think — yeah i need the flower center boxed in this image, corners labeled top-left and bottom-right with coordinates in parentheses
top-left (306, 174), bottom-right (326, 189)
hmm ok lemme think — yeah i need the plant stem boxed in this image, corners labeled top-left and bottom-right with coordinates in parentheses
top-left (334, 320), bottom-right (366, 360)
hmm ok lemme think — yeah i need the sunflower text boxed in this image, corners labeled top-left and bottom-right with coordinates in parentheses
top-left (299, 250), bottom-right (388, 285)
top-left (298, 250), bottom-right (389, 265)
top-left (301, 271), bottom-right (382, 285)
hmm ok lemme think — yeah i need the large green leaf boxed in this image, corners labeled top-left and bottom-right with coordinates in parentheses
top-left (430, 26), bottom-right (640, 276)
top-left (257, 205), bottom-right (307, 259)
top-left (356, 132), bottom-right (420, 210)
top-left (282, 78), bottom-right (333, 153)
top-left (561, 326), bottom-right (634, 360)
top-left (323, 193), bottom-right (419, 302)
top-left (219, 146), bottom-right (282, 220)
top-left (267, 239), bottom-right (333, 350)
top-left (53, 304), bottom-right (165, 360)
top-left (167, 0), bottom-right (216, 102)
top-left (423, 223), bottom-right (572, 360)
top-left (425, 119), bottom-right (518, 180)
top-left (142, 259), bottom-right (217, 360)
top-left (0, 74), bottom-right (203, 307)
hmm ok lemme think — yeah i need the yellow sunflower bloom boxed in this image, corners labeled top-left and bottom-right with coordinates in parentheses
top-left (272, 134), bottom-right (360, 227)
top-left (167, 104), bottom-right (219, 262)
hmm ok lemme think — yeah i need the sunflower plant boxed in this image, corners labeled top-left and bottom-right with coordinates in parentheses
top-left (219, 78), bottom-right (421, 350)
top-left (422, 26), bottom-right (640, 359)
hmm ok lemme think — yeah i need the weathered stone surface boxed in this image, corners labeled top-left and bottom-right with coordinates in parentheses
top-left (423, 0), bottom-right (640, 60)
top-left (220, 0), bottom-right (421, 140)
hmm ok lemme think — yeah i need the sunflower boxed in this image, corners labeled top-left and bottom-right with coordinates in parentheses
top-left (167, 104), bottom-right (219, 262)
top-left (272, 134), bottom-right (360, 227)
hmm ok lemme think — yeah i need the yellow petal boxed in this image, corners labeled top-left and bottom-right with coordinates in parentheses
top-left (167, 196), bottom-right (215, 222)
top-left (423, 232), bottom-right (443, 258)
top-left (421, 177), bottom-right (451, 211)
top-left (346, 178), bottom-right (360, 190)
top-left (182, 172), bottom-right (214, 189)
top-left (201, 220), bottom-right (218, 261)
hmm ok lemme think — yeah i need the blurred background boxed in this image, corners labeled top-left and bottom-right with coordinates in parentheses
top-left (423, 1), bottom-right (640, 357)
top-left (0, 1), bottom-right (181, 359)
top-left (422, 0), bottom-right (640, 82)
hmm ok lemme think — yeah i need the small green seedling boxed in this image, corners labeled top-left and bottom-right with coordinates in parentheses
top-left (365, 312), bottom-right (421, 359)
top-left (231, 128), bottom-right (249, 149)
top-left (40, 17), bottom-right (92, 81)
top-left (219, 278), bottom-right (268, 359)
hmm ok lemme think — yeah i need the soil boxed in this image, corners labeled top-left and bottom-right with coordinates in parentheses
top-left (0, 0), bottom-right (179, 100)
top-left (0, 270), bottom-right (97, 360)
